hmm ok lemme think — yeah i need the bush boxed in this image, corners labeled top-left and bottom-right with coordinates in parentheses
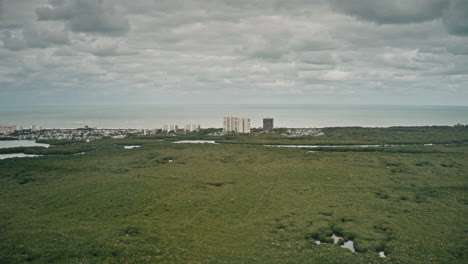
top-left (375, 191), bottom-right (390, 199)
top-left (370, 241), bottom-right (386, 252)
top-left (343, 232), bottom-right (357, 241)
top-left (415, 161), bottom-right (433, 166)
top-left (330, 224), bottom-right (344, 237)
top-left (122, 226), bottom-right (142, 235)
top-left (353, 240), bottom-right (368, 253)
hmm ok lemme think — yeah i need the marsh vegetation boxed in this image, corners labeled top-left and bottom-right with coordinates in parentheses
top-left (0, 126), bottom-right (466, 263)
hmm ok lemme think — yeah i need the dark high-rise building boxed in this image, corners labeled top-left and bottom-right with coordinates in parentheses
top-left (263, 118), bottom-right (274, 132)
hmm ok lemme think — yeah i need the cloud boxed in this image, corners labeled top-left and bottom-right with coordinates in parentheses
top-left (0, 0), bottom-right (467, 106)
top-left (0, 23), bottom-right (69, 51)
top-left (24, 24), bottom-right (70, 47)
top-left (36, 0), bottom-right (129, 36)
top-left (330, 0), bottom-right (468, 36)
top-left (1, 31), bottom-right (27, 50)
top-left (443, 0), bottom-right (468, 36)
top-left (0, 0), bottom-right (4, 23)
top-left (330, 0), bottom-right (449, 24)
top-left (1, 0), bottom-right (47, 30)
top-left (74, 37), bottom-right (137, 56)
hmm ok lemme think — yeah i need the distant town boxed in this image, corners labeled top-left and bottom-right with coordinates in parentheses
top-left (0, 117), bottom-right (324, 141)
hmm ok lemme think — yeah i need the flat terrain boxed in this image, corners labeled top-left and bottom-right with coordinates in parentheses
top-left (0, 127), bottom-right (467, 263)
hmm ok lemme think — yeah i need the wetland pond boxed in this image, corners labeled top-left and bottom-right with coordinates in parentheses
top-left (124, 145), bottom-right (141, 149)
top-left (315, 234), bottom-right (356, 253)
top-left (0, 140), bottom-right (49, 160)
top-left (316, 234), bottom-right (387, 257)
top-left (332, 234), bottom-right (355, 252)
top-left (0, 153), bottom-right (42, 160)
top-left (265, 143), bottom-right (439, 148)
top-left (173, 140), bottom-right (217, 144)
top-left (341, 241), bottom-right (355, 252)
top-left (0, 140), bottom-right (49, 149)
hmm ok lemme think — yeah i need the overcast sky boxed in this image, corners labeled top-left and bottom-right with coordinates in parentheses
top-left (0, 0), bottom-right (467, 106)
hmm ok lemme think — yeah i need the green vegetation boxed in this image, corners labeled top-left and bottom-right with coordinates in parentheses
top-left (135, 126), bottom-right (468, 145)
top-left (0, 126), bottom-right (467, 263)
top-left (0, 137), bottom-right (19, 141)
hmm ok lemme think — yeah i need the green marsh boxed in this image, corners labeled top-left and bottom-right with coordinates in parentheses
top-left (0, 127), bottom-right (467, 263)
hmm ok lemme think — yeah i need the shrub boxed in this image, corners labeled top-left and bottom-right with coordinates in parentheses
top-left (415, 161), bottom-right (433, 166)
top-left (370, 241), bottom-right (386, 252)
top-left (414, 193), bottom-right (427, 203)
top-left (122, 226), bottom-right (142, 235)
top-left (375, 191), bottom-right (390, 199)
top-left (343, 232), bottom-right (357, 241)
top-left (330, 224), bottom-right (344, 237)
top-left (373, 223), bottom-right (389, 232)
top-left (320, 212), bottom-right (334, 216)
top-left (353, 240), bottom-right (368, 253)
top-left (305, 232), bottom-right (320, 240)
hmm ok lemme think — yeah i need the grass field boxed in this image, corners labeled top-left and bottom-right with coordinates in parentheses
top-left (0, 127), bottom-right (467, 263)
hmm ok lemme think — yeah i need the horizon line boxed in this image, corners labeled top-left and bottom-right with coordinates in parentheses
top-left (1, 103), bottom-right (468, 108)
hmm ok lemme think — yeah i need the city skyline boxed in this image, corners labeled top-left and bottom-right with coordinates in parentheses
top-left (0, 0), bottom-right (467, 106)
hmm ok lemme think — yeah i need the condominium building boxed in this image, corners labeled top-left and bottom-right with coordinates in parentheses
top-left (162, 124), bottom-right (178, 132)
top-left (263, 118), bottom-right (274, 132)
top-left (0, 125), bottom-right (17, 135)
top-left (223, 116), bottom-right (236, 132)
top-left (185, 124), bottom-right (201, 132)
top-left (238, 118), bottom-right (250, 134)
top-left (223, 116), bottom-right (250, 133)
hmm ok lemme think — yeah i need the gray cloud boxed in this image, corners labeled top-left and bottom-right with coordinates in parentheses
top-left (1, 0), bottom-right (48, 29)
top-left (36, 0), bottom-right (129, 36)
top-left (74, 37), bottom-right (137, 56)
top-left (331, 0), bottom-right (468, 36)
top-left (330, 0), bottom-right (449, 24)
top-left (1, 24), bottom-right (69, 50)
top-left (443, 0), bottom-right (468, 36)
top-left (0, 0), bottom-right (4, 21)
top-left (24, 24), bottom-right (70, 47)
top-left (0, 0), bottom-right (467, 106)
top-left (1, 31), bottom-right (27, 50)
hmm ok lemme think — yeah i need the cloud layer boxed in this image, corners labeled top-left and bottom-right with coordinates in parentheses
top-left (0, 0), bottom-right (467, 106)
top-left (36, 0), bottom-right (129, 35)
top-left (331, 0), bottom-right (468, 36)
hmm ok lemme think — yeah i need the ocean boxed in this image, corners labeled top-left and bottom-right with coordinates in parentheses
top-left (0, 104), bottom-right (467, 129)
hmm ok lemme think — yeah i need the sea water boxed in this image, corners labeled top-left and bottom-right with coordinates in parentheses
top-left (1, 104), bottom-right (467, 129)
